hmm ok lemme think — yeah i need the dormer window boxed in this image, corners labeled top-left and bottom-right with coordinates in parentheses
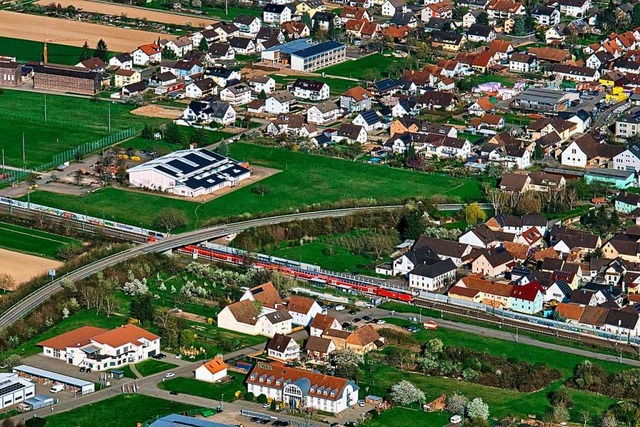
top-left (250, 373), bottom-right (257, 380)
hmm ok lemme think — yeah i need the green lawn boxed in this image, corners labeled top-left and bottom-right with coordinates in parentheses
top-left (0, 221), bottom-right (81, 258)
top-left (468, 74), bottom-right (517, 88)
top-left (363, 408), bottom-right (451, 427)
top-left (134, 359), bottom-right (178, 377)
top-left (0, 90), bottom-right (167, 167)
top-left (23, 143), bottom-right (484, 229)
top-left (158, 374), bottom-right (245, 401)
top-left (44, 394), bottom-right (198, 427)
top-left (144, 0), bottom-right (261, 19)
top-left (0, 36), bottom-right (87, 65)
top-left (320, 54), bottom-right (397, 78)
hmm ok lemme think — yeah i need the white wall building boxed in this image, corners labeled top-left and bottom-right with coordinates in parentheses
top-left (194, 358), bottom-right (228, 383)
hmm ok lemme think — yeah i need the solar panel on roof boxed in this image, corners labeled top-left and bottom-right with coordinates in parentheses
top-left (167, 159), bottom-right (198, 175)
top-left (155, 165), bottom-right (179, 178)
top-left (291, 41), bottom-right (343, 59)
top-left (184, 153), bottom-right (211, 168)
top-left (0, 382), bottom-right (25, 396)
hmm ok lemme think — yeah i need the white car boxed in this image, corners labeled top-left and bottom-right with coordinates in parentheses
top-left (164, 372), bottom-right (176, 378)
top-left (376, 319), bottom-right (386, 325)
top-left (174, 354), bottom-right (182, 359)
top-left (335, 305), bottom-right (346, 311)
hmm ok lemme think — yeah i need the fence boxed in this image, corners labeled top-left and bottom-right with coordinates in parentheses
top-left (417, 290), bottom-right (640, 346)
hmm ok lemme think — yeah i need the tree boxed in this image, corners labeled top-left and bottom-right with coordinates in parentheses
top-left (446, 392), bottom-right (468, 416)
top-left (25, 418), bottom-right (46, 427)
top-left (214, 143), bottom-right (230, 157)
top-left (465, 203), bottom-right (486, 226)
top-left (328, 17), bottom-right (336, 40)
top-left (141, 123), bottom-right (155, 140)
top-left (513, 17), bottom-right (526, 36)
top-left (484, 184), bottom-right (508, 216)
top-left (252, 184), bottom-right (270, 196)
top-left (198, 37), bottom-right (208, 52)
top-left (0, 273), bottom-right (15, 291)
top-left (534, 143), bottom-right (543, 160)
top-left (270, 270), bottom-right (296, 295)
top-left (94, 39), bottom-right (109, 62)
top-left (257, 394), bottom-right (268, 404)
top-left (466, 398), bottom-right (489, 421)
top-left (390, 380), bottom-right (426, 406)
top-left (515, 191), bottom-right (541, 215)
top-left (332, 350), bottom-right (363, 380)
top-left (551, 404), bottom-right (570, 423)
top-left (601, 411), bottom-right (617, 427)
top-left (179, 329), bottom-right (195, 347)
top-left (162, 46), bottom-right (177, 60)
top-left (154, 208), bottom-right (188, 233)
top-left (476, 11), bottom-right (488, 25)
top-left (130, 294), bottom-right (154, 325)
top-left (79, 40), bottom-right (91, 61)
top-left (164, 122), bottom-right (186, 145)
top-left (190, 127), bottom-right (208, 146)
top-left (397, 205), bottom-right (425, 240)
top-left (301, 12), bottom-right (312, 28)
top-left (548, 389), bottom-right (573, 408)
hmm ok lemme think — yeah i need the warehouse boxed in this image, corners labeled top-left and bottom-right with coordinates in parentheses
top-left (0, 373), bottom-right (35, 410)
top-left (128, 148), bottom-right (251, 197)
top-left (13, 365), bottom-right (95, 396)
top-left (33, 63), bottom-right (102, 95)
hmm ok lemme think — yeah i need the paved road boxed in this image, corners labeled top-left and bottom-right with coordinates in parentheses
top-left (593, 100), bottom-right (627, 129)
top-left (0, 206), bottom-right (402, 330)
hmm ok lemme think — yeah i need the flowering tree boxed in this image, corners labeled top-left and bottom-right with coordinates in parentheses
top-left (466, 398), bottom-right (489, 421)
top-left (390, 381), bottom-right (426, 406)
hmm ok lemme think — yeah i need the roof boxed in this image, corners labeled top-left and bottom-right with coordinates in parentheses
top-left (291, 41), bottom-right (344, 59)
top-left (310, 314), bottom-right (338, 332)
top-left (527, 47), bottom-right (570, 62)
top-left (199, 357), bottom-right (228, 375)
top-left (475, 247), bottom-right (513, 267)
top-left (90, 324), bottom-right (158, 348)
top-left (287, 295), bottom-right (317, 315)
top-left (33, 63), bottom-right (99, 80)
top-left (409, 258), bottom-right (457, 278)
top-left (348, 325), bottom-right (381, 346)
top-left (487, 0), bottom-right (522, 12)
top-left (267, 333), bottom-right (296, 352)
top-left (248, 363), bottom-right (356, 401)
top-left (457, 275), bottom-right (512, 297)
top-left (247, 282), bottom-right (283, 308)
top-left (38, 326), bottom-right (108, 350)
top-left (555, 302), bottom-right (585, 321)
top-left (413, 236), bottom-right (469, 259)
top-left (467, 24), bottom-right (494, 38)
top-left (356, 109), bottom-right (380, 125)
top-left (473, 97), bottom-right (494, 112)
top-left (305, 336), bottom-right (334, 353)
top-left (226, 299), bottom-right (260, 325)
top-left (605, 309), bottom-right (638, 329)
top-left (78, 57), bottom-right (105, 70)
top-left (13, 365), bottom-right (93, 389)
top-left (510, 281), bottom-right (543, 301)
top-left (137, 43), bottom-right (161, 56)
top-left (291, 78), bottom-right (327, 92)
top-left (448, 285), bottom-right (481, 298)
top-left (149, 414), bottom-right (235, 427)
top-left (500, 172), bottom-right (529, 192)
top-left (263, 310), bottom-right (293, 324)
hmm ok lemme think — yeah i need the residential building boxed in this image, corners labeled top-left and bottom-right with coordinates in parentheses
top-left (185, 78), bottom-right (216, 99)
top-left (194, 357), bottom-right (228, 383)
top-left (234, 15), bottom-right (262, 34)
top-left (531, 4), bottom-right (560, 26)
top-left (466, 24), bottom-right (496, 43)
top-left (128, 148), bottom-right (249, 197)
top-left (181, 99), bottom-right (237, 125)
top-left (615, 192), bottom-right (640, 214)
top-left (408, 258), bottom-right (457, 292)
top-left (352, 110), bottom-right (383, 132)
top-left (266, 333), bottom-right (301, 362)
top-left (38, 324), bottom-right (160, 371)
top-left (334, 123), bottom-right (368, 144)
top-left (305, 336), bottom-right (336, 361)
top-left (616, 113), bottom-right (640, 139)
top-left (381, 0), bottom-right (406, 16)
top-left (340, 86), bottom-right (372, 112)
top-left (246, 363), bottom-right (359, 413)
top-left (307, 101), bottom-right (341, 125)
top-left (265, 91), bottom-right (296, 114)
top-left (133, 43), bottom-right (162, 65)
top-left (584, 169), bottom-right (637, 190)
top-left (310, 314), bottom-right (341, 337)
top-left (509, 53), bottom-right (538, 73)
top-left (509, 282), bottom-right (544, 314)
top-left (113, 69), bottom-right (141, 88)
top-left (206, 43), bottom-right (236, 62)
top-left (108, 53), bottom-right (133, 69)
top-left (561, 135), bottom-right (624, 168)
top-left (220, 84), bottom-right (253, 106)
top-left (263, 4), bottom-right (293, 25)
top-left (217, 300), bottom-right (292, 337)
top-left (290, 79), bottom-right (330, 100)
top-left (558, 0), bottom-right (589, 17)
top-left (486, 0), bottom-right (526, 19)
top-left (471, 248), bottom-right (513, 277)
top-left (248, 75), bottom-right (276, 94)
top-left (287, 296), bottom-right (324, 326)
top-left (229, 37), bottom-right (255, 55)
top-left (613, 143), bottom-right (640, 172)
top-left (323, 325), bottom-right (381, 354)
top-left (431, 30), bottom-right (466, 52)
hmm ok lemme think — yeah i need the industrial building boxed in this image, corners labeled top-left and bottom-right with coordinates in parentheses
top-left (128, 148), bottom-right (251, 197)
top-left (0, 373), bottom-right (35, 410)
top-left (33, 63), bottom-right (102, 95)
top-left (511, 88), bottom-right (571, 113)
top-left (13, 365), bottom-right (95, 396)
top-left (261, 39), bottom-right (346, 72)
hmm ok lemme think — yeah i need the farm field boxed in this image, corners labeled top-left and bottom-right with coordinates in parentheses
top-left (0, 10), bottom-right (163, 52)
top-left (44, 394), bottom-right (198, 427)
top-left (23, 143), bottom-right (484, 229)
top-left (0, 221), bottom-right (81, 258)
top-left (134, 359), bottom-right (178, 377)
top-left (0, 36), bottom-right (85, 65)
top-left (158, 375), bottom-right (245, 401)
top-left (35, 0), bottom-right (216, 27)
top-left (144, 0), bottom-right (262, 19)
top-left (0, 248), bottom-right (62, 286)
top-left (320, 54), bottom-right (397, 78)
top-left (0, 90), bottom-right (167, 166)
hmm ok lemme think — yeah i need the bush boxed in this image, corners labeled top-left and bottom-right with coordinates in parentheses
top-left (244, 392), bottom-right (255, 401)
top-left (257, 394), bottom-right (267, 404)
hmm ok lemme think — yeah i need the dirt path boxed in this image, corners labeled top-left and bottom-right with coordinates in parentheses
top-left (0, 248), bottom-right (62, 285)
top-left (131, 105), bottom-right (183, 119)
top-left (35, 0), bottom-right (216, 27)
top-left (0, 10), bottom-right (165, 52)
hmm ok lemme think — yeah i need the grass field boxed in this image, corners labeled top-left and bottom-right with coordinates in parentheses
top-left (134, 359), bottom-right (178, 377)
top-left (363, 408), bottom-right (450, 427)
top-left (23, 143), bottom-right (484, 229)
top-left (144, 0), bottom-right (261, 19)
top-left (320, 54), bottom-right (397, 78)
top-left (468, 74), bottom-right (517, 88)
top-left (0, 90), bottom-right (167, 167)
top-left (158, 374), bottom-right (245, 401)
top-left (0, 36), bottom-right (87, 65)
top-left (0, 221), bottom-right (81, 258)
top-left (44, 394), bottom-right (198, 427)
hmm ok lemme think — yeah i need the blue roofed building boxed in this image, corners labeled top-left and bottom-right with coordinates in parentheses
top-left (584, 168), bottom-right (637, 189)
top-left (261, 38), bottom-right (346, 72)
top-left (352, 109), bottom-right (383, 131)
top-left (127, 148), bottom-right (251, 198)
top-left (149, 414), bottom-right (235, 427)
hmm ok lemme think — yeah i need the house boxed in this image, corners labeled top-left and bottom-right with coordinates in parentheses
top-left (408, 258), bottom-right (457, 292)
top-left (206, 43), bottom-right (236, 62)
top-left (450, 275), bottom-right (512, 308)
top-left (459, 224), bottom-right (516, 249)
top-left (462, 9), bottom-right (484, 28)
top-left (266, 333), bottom-right (301, 362)
top-left (161, 36), bottom-right (193, 58)
top-left (527, 47), bottom-right (571, 63)
top-left (33, 64), bottom-right (101, 95)
top-left (334, 123), bottom-right (368, 144)
top-left (586, 51), bottom-right (614, 70)
top-left (263, 4), bottom-right (293, 24)
top-left (108, 53), bottom-right (133, 70)
top-left (185, 78), bottom-right (216, 99)
top-left (468, 97), bottom-right (494, 116)
top-left (37, 324), bottom-right (160, 371)
top-left (616, 113), bottom-right (640, 139)
top-left (246, 363), bottom-right (358, 413)
top-left (241, 282), bottom-right (284, 311)
top-left (339, 6), bottom-right (371, 24)
top-left (229, 37), bottom-right (255, 55)
top-left (561, 135), bottom-right (624, 168)
top-left (310, 314), bottom-right (341, 337)
top-left (391, 11), bottom-right (418, 28)
top-left (526, 117), bottom-right (577, 141)
top-left (217, 300), bottom-right (292, 337)
top-left (204, 66), bottom-right (241, 87)
top-left (604, 309), bottom-right (640, 336)
top-left (289, 40), bottom-right (346, 72)
top-left (551, 226), bottom-right (601, 256)
top-left (290, 79), bottom-right (330, 101)
top-left (381, 0), bottom-right (406, 16)
top-left (204, 22), bottom-right (240, 43)
top-left (76, 57), bottom-right (106, 71)
top-left (128, 147), bottom-right (248, 196)
top-left (509, 53), bottom-right (538, 73)
top-left (160, 59), bottom-right (203, 78)
top-left (281, 21), bottom-right (311, 40)
top-left (121, 81), bottom-right (148, 98)
top-left (305, 336), bottom-right (336, 361)
top-left (469, 114), bottom-right (505, 131)
top-left (323, 325), bottom-right (381, 354)
top-left (267, 114), bottom-right (317, 138)
top-left (0, 60), bottom-right (20, 86)
top-left (557, 0), bottom-right (589, 17)
top-left (421, 1), bottom-right (454, 21)
top-left (601, 238), bottom-right (640, 262)
top-left (287, 295), bottom-right (324, 326)
top-left (544, 280), bottom-right (573, 303)
top-left (585, 169), bottom-right (637, 190)
top-left (133, 43), bottom-right (162, 66)
top-left (544, 64), bottom-right (600, 82)
top-left (499, 173), bottom-right (531, 193)
top-left (471, 248), bottom-right (514, 277)
top-left (296, 0), bottom-right (325, 17)
top-left (431, 30), bottom-right (466, 52)
top-left (265, 91), bottom-right (296, 114)
top-left (466, 24), bottom-right (496, 43)
top-left (313, 12), bottom-right (342, 31)
top-left (531, 4), bottom-right (560, 26)
top-left (340, 86), bottom-right (372, 112)
top-left (409, 235), bottom-right (472, 267)
top-left (615, 192), bottom-right (640, 214)
top-left (234, 15), bottom-right (262, 34)
top-left (545, 26), bottom-right (565, 44)
top-left (248, 75), bottom-right (276, 94)
top-left (113, 68), bottom-right (141, 88)
top-left (509, 282), bottom-right (544, 314)
top-left (559, 109), bottom-right (591, 134)
top-left (194, 357), bottom-right (228, 383)
top-left (220, 84), bottom-right (252, 106)
top-left (352, 110), bottom-right (383, 132)
top-left (307, 101), bottom-right (341, 125)
top-left (486, 0), bottom-right (526, 19)
top-left (181, 99), bottom-right (237, 125)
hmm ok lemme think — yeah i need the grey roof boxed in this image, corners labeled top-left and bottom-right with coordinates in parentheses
top-left (357, 109), bottom-right (380, 125)
top-left (291, 40), bottom-right (344, 59)
top-left (410, 258), bottom-right (456, 278)
top-left (264, 310), bottom-right (293, 324)
top-left (13, 365), bottom-right (93, 388)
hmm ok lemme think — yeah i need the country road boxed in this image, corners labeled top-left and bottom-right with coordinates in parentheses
top-left (0, 206), bottom-right (403, 329)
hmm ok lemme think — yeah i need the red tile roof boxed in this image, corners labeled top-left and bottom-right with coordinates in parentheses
top-left (38, 326), bottom-right (108, 350)
top-left (91, 324), bottom-right (159, 348)
top-left (510, 281), bottom-right (543, 302)
top-left (201, 357), bottom-right (228, 374)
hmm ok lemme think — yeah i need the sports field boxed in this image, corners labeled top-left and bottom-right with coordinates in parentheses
top-left (0, 221), bottom-right (81, 258)
top-left (0, 90), bottom-right (167, 167)
top-left (0, 36), bottom-right (85, 65)
top-left (22, 143), bottom-right (484, 229)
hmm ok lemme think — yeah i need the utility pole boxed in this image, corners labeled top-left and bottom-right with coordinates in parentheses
top-left (1, 149), bottom-right (4, 173)
top-left (108, 103), bottom-right (111, 133)
top-left (22, 133), bottom-right (25, 165)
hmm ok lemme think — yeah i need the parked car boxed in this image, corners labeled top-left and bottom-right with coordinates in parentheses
top-left (362, 316), bottom-right (372, 321)
top-left (335, 305), bottom-right (346, 311)
top-left (164, 372), bottom-right (175, 378)
top-left (79, 367), bottom-right (86, 372)
top-left (423, 321), bottom-right (438, 330)
top-left (341, 322), bottom-right (352, 329)
top-left (272, 421), bottom-right (289, 426)
top-left (170, 391), bottom-right (179, 396)
top-left (153, 353), bottom-right (167, 359)
top-left (353, 318), bottom-right (362, 323)
top-left (260, 419), bottom-right (270, 425)
top-left (348, 309), bottom-right (357, 315)
top-left (358, 400), bottom-right (366, 407)
top-left (376, 319), bottom-right (386, 325)
top-left (251, 417), bottom-right (261, 423)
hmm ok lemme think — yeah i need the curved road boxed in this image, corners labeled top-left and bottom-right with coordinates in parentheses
top-left (0, 206), bottom-right (403, 330)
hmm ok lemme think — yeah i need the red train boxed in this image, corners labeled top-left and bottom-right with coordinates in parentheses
top-left (178, 244), bottom-right (414, 303)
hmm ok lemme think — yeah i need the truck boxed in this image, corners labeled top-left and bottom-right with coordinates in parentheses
top-left (49, 384), bottom-right (64, 393)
